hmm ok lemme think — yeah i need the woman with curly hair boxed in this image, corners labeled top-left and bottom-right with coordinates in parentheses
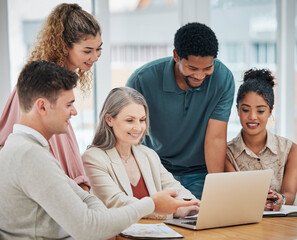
top-left (225, 68), bottom-right (297, 211)
top-left (0, 3), bottom-right (102, 192)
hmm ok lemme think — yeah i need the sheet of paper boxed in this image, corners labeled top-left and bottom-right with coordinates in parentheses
top-left (121, 223), bottom-right (183, 238)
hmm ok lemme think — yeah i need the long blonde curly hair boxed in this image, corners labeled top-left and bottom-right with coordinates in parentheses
top-left (28, 3), bottom-right (101, 92)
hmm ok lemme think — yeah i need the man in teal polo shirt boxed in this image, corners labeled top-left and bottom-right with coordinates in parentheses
top-left (126, 22), bottom-right (235, 199)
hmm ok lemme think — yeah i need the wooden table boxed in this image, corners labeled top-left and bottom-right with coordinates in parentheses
top-left (117, 217), bottom-right (297, 240)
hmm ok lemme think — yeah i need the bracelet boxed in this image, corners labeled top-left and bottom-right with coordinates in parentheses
top-left (280, 193), bottom-right (286, 205)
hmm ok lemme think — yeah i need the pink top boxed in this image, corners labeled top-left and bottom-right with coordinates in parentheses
top-left (0, 88), bottom-right (90, 187)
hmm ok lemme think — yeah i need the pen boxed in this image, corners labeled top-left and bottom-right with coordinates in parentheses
top-left (267, 198), bottom-right (279, 204)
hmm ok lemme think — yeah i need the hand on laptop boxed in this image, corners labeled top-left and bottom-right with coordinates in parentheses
top-left (151, 190), bottom-right (199, 215)
top-left (265, 189), bottom-right (283, 211)
top-left (174, 205), bottom-right (200, 218)
top-left (173, 198), bottom-right (200, 218)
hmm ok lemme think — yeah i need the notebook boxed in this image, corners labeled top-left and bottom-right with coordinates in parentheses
top-left (263, 205), bottom-right (297, 217)
top-left (164, 169), bottom-right (273, 230)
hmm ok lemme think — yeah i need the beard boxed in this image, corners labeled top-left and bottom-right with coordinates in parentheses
top-left (181, 73), bottom-right (209, 89)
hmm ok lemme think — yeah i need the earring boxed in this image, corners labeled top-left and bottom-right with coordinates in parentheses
top-left (267, 112), bottom-right (275, 131)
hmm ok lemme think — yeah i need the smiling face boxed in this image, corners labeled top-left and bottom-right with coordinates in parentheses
top-left (46, 89), bottom-right (77, 138)
top-left (106, 103), bottom-right (147, 147)
top-left (238, 91), bottom-right (272, 138)
top-left (65, 33), bottom-right (103, 71)
top-left (174, 50), bottom-right (214, 90)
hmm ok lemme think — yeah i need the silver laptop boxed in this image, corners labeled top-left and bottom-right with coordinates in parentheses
top-left (164, 169), bottom-right (273, 230)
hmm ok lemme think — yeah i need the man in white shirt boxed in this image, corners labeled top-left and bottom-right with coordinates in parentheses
top-left (0, 60), bottom-right (198, 240)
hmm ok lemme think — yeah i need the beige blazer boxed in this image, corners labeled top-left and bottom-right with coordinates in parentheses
top-left (82, 144), bottom-right (194, 219)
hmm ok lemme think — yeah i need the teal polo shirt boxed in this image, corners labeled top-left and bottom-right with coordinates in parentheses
top-left (126, 57), bottom-right (235, 175)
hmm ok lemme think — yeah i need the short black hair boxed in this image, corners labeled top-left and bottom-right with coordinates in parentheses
top-left (174, 22), bottom-right (218, 60)
top-left (237, 68), bottom-right (275, 111)
top-left (17, 60), bottom-right (78, 112)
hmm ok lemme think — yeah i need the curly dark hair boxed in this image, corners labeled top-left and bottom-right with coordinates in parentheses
top-left (174, 22), bottom-right (218, 60)
top-left (29, 3), bottom-right (101, 92)
top-left (237, 68), bottom-right (275, 110)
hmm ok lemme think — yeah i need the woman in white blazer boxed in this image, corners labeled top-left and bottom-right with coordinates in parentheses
top-left (82, 87), bottom-right (199, 219)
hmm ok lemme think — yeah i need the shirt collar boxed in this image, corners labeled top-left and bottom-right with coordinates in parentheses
top-left (13, 124), bottom-right (49, 150)
top-left (230, 132), bottom-right (246, 159)
top-left (231, 130), bottom-right (278, 159)
top-left (163, 57), bottom-right (184, 94)
top-left (265, 130), bottom-right (278, 155)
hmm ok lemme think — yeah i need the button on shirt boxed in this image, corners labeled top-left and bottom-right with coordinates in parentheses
top-left (227, 130), bottom-right (292, 192)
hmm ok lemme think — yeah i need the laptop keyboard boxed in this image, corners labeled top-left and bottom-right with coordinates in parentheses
top-left (182, 220), bottom-right (197, 226)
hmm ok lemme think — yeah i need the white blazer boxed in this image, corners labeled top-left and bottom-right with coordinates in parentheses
top-left (82, 144), bottom-right (194, 219)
